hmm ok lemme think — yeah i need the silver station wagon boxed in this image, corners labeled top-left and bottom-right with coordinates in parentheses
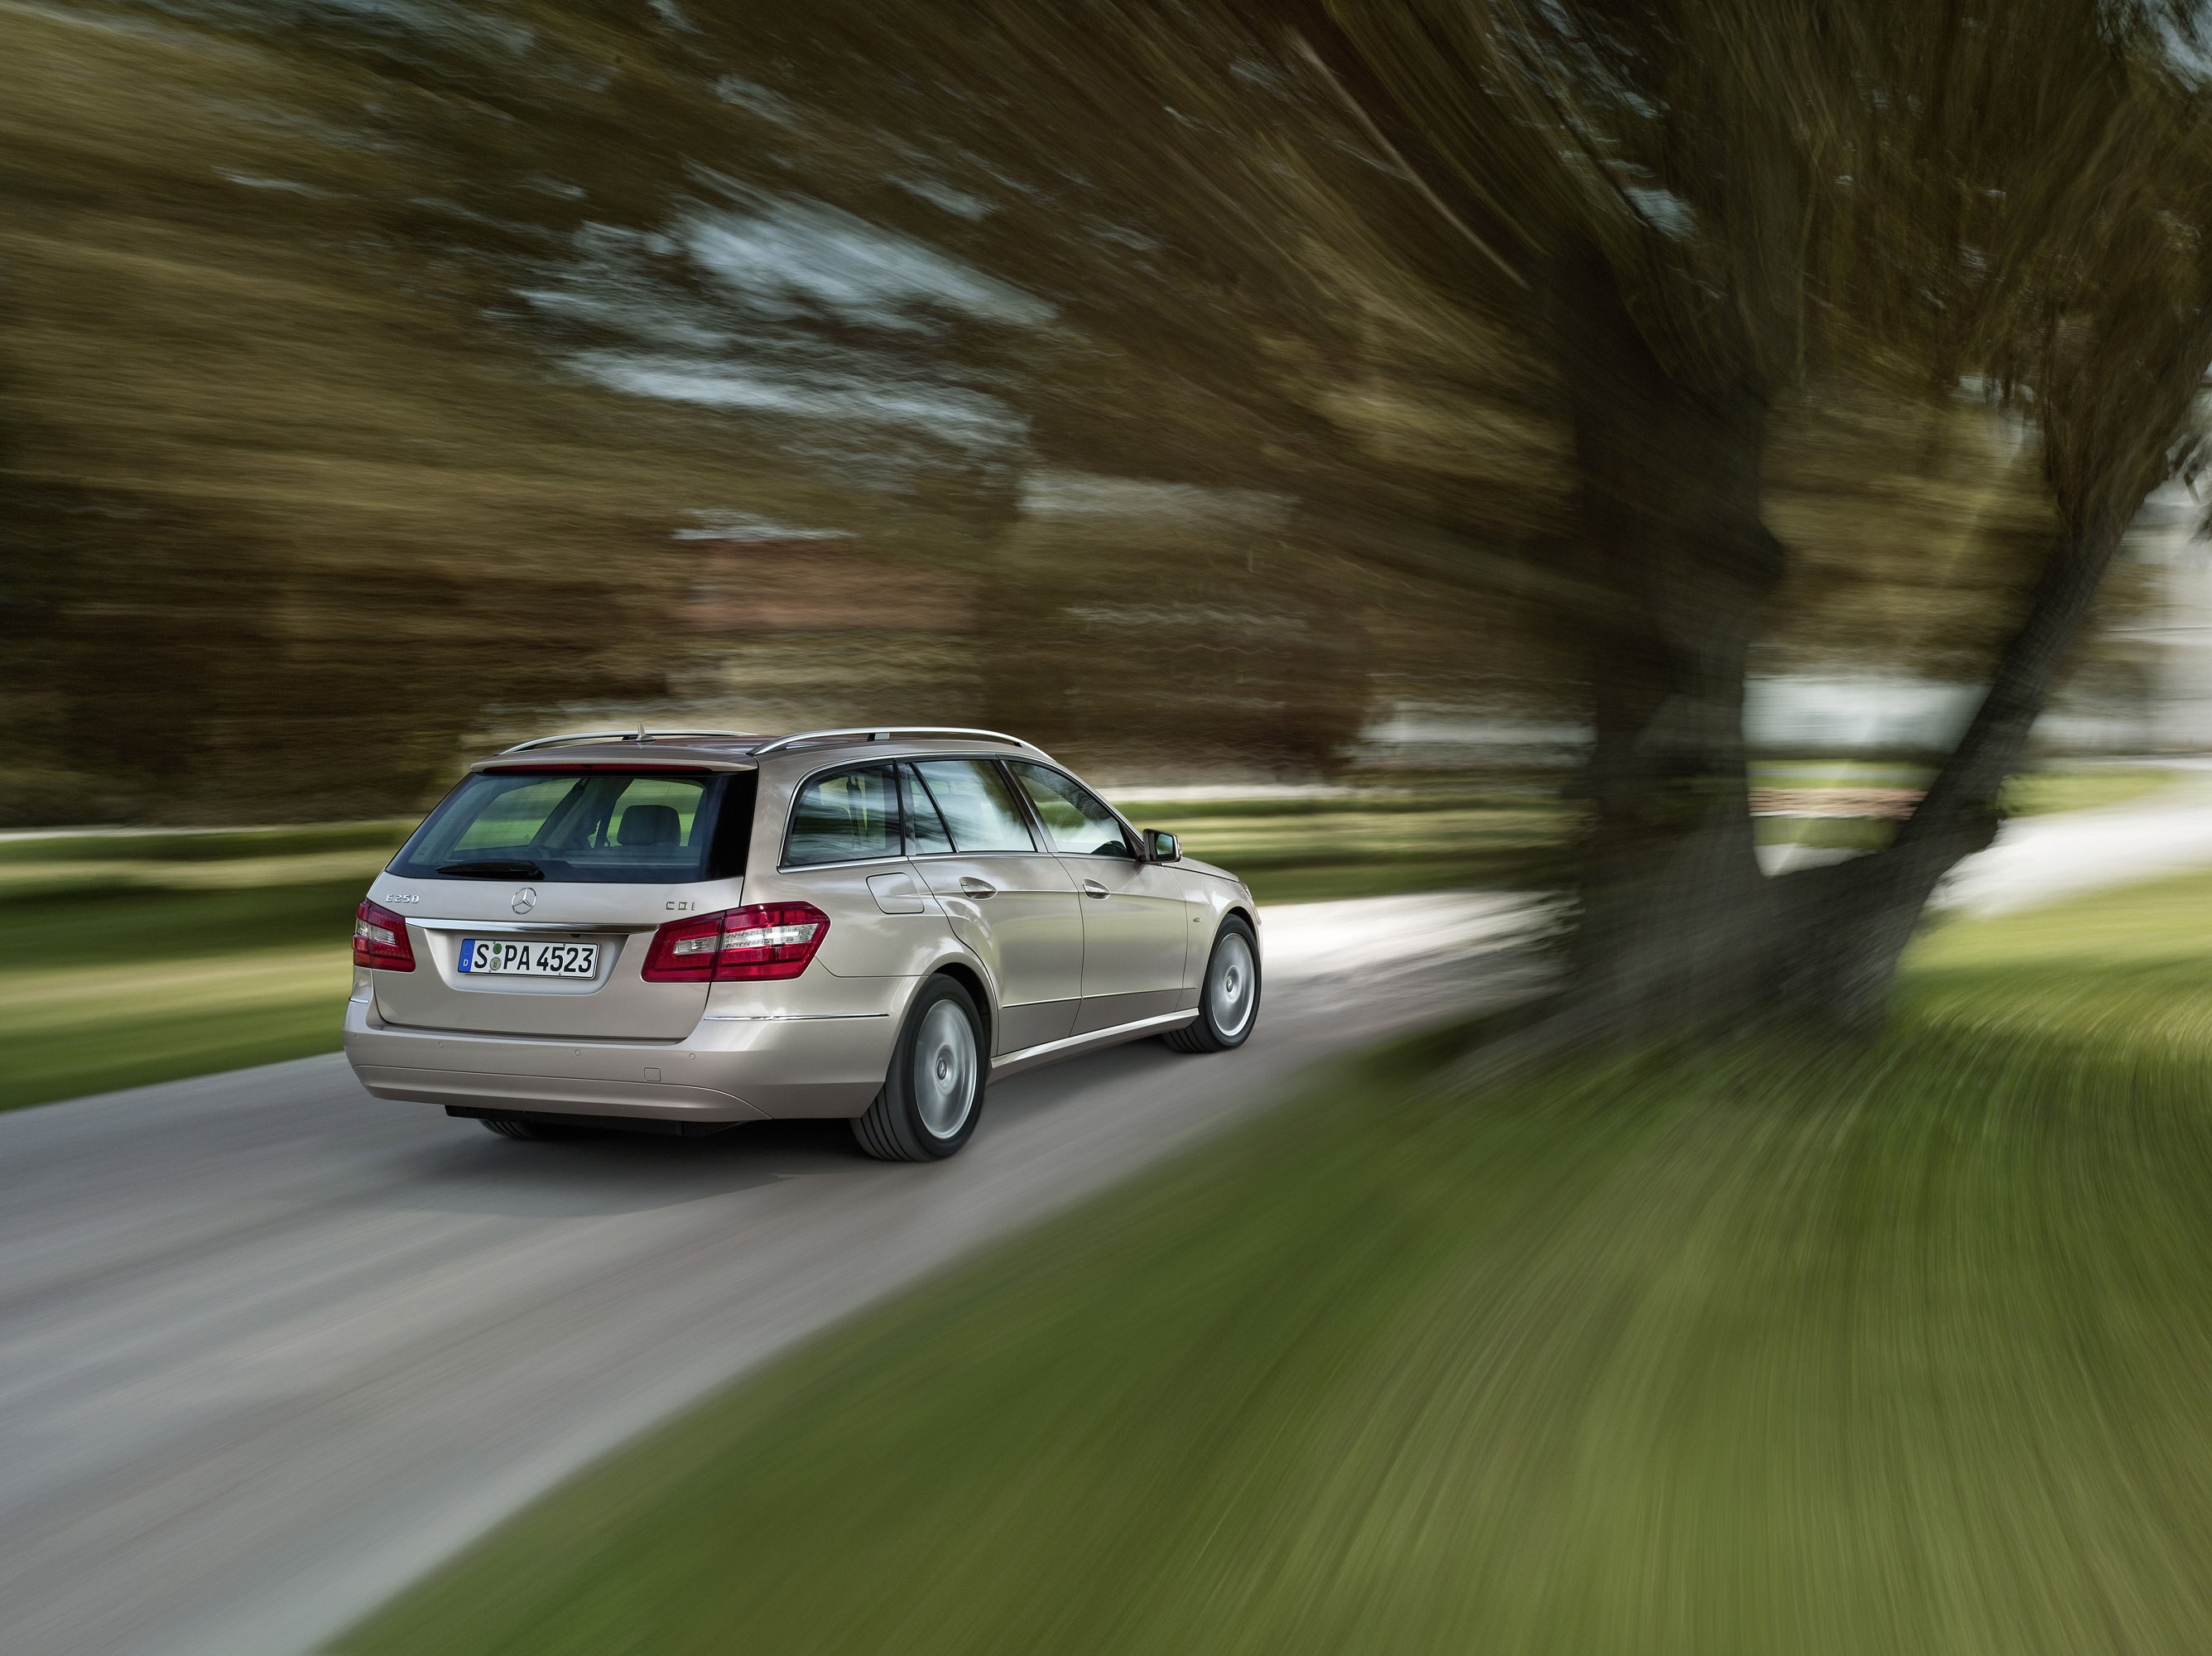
top-left (344, 727), bottom-right (1261, 1158)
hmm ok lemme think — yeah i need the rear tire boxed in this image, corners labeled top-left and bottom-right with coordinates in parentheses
top-left (1163, 915), bottom-right (1260, 1053)
top-left (852, 976), bottom-right (986, 1162)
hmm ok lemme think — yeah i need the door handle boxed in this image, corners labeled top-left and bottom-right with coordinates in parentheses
top-left (959, 877), bottom-right (997, 899)
top-left (1080, 879), bottom-right (1109, 899)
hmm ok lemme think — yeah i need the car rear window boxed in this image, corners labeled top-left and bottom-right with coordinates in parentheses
top-left (899, 764), bottom-right (953, 854)
top-left (390, 768), bottom-right (756, 883)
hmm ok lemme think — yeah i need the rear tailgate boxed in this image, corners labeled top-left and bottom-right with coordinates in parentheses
top-left (368, 876), bottom-right (737, 1039)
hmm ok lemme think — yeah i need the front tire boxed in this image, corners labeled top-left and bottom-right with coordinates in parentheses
top-left (853, 976), bottom-right (986, 1162)
top-left (1164, 915), bottom-right (1260, 1053)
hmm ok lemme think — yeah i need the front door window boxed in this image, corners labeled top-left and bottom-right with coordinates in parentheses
top-left (1007, 763), bottom-right (1132, 858)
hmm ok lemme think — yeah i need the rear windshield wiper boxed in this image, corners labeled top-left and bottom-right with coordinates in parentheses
top-left (436, 859), bottom-right (546, 879)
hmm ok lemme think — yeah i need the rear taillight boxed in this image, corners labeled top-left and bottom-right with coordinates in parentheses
top-left (642, 903), bottom-right (830, 983)
top-left (713, 904), bottom-right (831, 980)
top-left (353, 899), bottom-right (416, 972)
top-left (639, 911), bottom-right (724, 983)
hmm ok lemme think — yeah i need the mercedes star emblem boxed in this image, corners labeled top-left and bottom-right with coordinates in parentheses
top-left (510, 886), bottom-right (537, 914)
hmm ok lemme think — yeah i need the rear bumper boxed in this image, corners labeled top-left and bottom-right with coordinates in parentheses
top-left (349, 1065), bottom-right (777, 1124)
top-left (341, 989), bottom-right (900, 1121)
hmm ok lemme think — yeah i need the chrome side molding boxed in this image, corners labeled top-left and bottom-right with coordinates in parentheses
top-left (991, 1009), bottom-right (1200, 1073)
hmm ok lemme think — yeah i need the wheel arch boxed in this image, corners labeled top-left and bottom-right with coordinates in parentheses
top-left (922, 956), bottom-right (993, 1053)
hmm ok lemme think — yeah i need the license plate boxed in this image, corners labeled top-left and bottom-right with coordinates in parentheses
top-left (457, 937), bottom-right (601, 978)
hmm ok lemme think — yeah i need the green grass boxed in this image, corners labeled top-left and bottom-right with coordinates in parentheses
top-left (1214, 851), bottom-right (1561, 904)
top-left (1113, 792), bottom-right (1570, 902)
top-left (1754, 814), bottom-right (1897, 851)
top-left (0, 945), bottom-right (355, 1111)
top-left (1999, 765), bottom-right (2177, 816)
top-left (1745, 759), bottom-right (2179, 817)
top-left (339, 869), bottom-right (2212, 1656)
top-left (0, 883), bottom-right (365, 1110)
top-left (0, 826), bottom-right (402, 1110)
top-left (1753, 765), bottom-right (2180, 853)
top-left (1750, 758), bottom-right (1935, 789)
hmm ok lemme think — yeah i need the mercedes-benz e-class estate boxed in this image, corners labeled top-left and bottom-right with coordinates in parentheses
top-left (344, 727), bottom-right (1261, 1158)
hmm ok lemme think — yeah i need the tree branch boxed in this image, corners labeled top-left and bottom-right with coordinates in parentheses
top-left (1286, 31), bottom-right (1529, 291)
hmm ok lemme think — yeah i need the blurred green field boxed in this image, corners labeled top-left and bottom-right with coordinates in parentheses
top-left (1754, 763), bottom-right (2176, 851)
top-left (0, 825), bottom-right (404, 1111)
top-left (1112, 787), bottom-right (1569, 903)
top-left (1998, 764), bottom-right (2178, 815)
top-left (342, 866), bottom-right (2212, 1656)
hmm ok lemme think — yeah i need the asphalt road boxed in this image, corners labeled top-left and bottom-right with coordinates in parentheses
top-left (0, 893), bottom-right (1539, 1656)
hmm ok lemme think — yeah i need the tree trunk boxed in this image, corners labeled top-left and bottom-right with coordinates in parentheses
top-left (1558, 253), bottom-right (1788, 1039)
top-left (1765, 294), bottom-right (2212, 1028)
top-left (1556, 265), bottom-right (2210, 1042)
top-left (1769, 485), bottom-right (2136, 1026)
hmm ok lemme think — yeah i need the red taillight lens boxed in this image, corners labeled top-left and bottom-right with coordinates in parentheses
top-left (353, 899), bottom-right (416, 972)
top-left (640, 911), bottom-right (725, 983)
top-left (711, 903), bottom-right (831, 980)
top-left (642, 903), bottom-right (830, 984)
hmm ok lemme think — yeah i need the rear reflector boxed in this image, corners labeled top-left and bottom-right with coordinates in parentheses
top-left (642, 903), bottom-right (830, 983)
top-left (353, 898), bottom-right (417, 972)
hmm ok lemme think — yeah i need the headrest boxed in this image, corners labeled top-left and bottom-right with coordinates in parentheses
top-left (618, 803), bottom-right (681, 848)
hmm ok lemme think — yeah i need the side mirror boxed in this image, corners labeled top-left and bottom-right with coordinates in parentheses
top-left (1144, 829), bottom-right (1181, 864)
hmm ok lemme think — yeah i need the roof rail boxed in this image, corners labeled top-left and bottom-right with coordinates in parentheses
top-left (748, 725), bottom-right (1038, 756)
top-left (498, 729), bottom-right (759, 754)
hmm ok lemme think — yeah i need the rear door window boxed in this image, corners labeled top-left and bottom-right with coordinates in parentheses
top-left (900, 763), bottom-right (954, 856)
top-left (391, 769), bottom-right (729, 883)
top-left (785, 766), bottom-right (902, 866)
top-left (1008, 762), bottom-right (1132, 857)
top-left (910, 759), bottom-right (1036, 853)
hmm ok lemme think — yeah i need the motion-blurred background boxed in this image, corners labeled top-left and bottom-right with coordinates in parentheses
top-left (11, 4), bottom-right (2212, 1653)
top-left (6, 0), bottom-right (2201, 825)
top-left (10, 0), bottom-right (2212, 1096)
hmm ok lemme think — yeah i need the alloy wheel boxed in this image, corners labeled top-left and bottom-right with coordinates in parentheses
top-left (912, 998), bottom-right (978, 1138)
top-left (1207, 930), bottom-right (1257, 1038)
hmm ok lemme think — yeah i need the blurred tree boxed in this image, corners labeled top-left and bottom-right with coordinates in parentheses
top-left (0, 0), bottom-right (1438, 817)
top-left (0, 0), bottom-right (994, 822)
top-left (1277, 0), bottom-right (2212, 1032)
